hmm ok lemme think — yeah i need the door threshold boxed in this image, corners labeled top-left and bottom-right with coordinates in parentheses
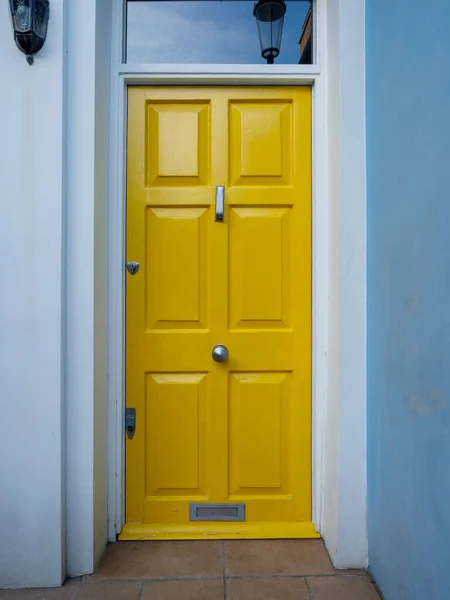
top-left (119, 522), bottom-right (320, 541)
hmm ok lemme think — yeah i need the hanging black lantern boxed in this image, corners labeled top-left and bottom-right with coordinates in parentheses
top-left (253, 0), bottom-right (286, 64)
top-left (9, 0), bottom-right (50, 65)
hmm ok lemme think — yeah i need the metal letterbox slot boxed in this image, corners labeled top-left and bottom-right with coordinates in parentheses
top-left (189, 503), bottom-right (245, 522)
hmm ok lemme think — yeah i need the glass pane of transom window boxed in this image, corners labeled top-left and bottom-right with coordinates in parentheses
top-left (126, 1), bottom-right (313, 64)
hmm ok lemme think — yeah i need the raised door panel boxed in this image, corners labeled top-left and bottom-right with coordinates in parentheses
top-left (229, 101), bottom-right (292, 186)
top-left (229, 207), bottom-right (291, 329)
top-left (146, 207), bottom-right (209, 330)
top-left (146, 102), bottom-right (210, 187)
top-left (229, 372), bottom-right (291, 496)
top-left (146, 373), bottom-right (207, 496)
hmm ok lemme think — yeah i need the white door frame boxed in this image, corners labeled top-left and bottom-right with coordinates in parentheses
top-left (105, 0), bottom-right (367, 567)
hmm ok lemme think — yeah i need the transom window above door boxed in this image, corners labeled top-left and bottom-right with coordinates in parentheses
top-left (126, 1), bottom-right (313, 65)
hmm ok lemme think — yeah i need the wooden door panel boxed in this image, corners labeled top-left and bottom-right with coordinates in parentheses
top-left (146, 207), bottom-right (209, 330)
top-left (146, 373), bottom-right (207, 495)
top-left (229, 101), bottom-right (292, 186)
top-left (146, 101), bottom-right (210, 187)
top-left (229, 206), bottom-right (291, 329)
top-left (229, 372), bottom-right (291, 494)
top-left (124, 86), bottom-right (315, 539)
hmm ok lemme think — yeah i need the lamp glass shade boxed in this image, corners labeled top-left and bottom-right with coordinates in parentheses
top-left (253, 0), bottom-right (286, 63)
top-left (9, 0), bottom-right (50, 57)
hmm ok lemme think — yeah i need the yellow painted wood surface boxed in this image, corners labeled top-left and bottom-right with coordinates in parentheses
top-left (120, 521), bottom-right (319, 541)
top-left (124, 86), bottom-right (313, 539)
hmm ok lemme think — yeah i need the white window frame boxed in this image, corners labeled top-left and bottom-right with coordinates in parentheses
top-left (105, 0), bottom-right (367, 568)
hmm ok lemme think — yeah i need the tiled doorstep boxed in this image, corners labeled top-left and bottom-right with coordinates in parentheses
top-left (0, 575), bottom-right (381, 600)
top-left (84, 541), bottom-right (224, 581)
top-left (0, 540), bottom-right (382, 599)
top-left (85, 539), bottom-right (335, 582)
top-left (224, 540), bottom-right (335, 576)
top-left (306, 574), bottom-right (382, 600)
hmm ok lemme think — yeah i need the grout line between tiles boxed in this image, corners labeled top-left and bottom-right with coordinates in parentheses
top-left (138, 581), bottom-right (145, 600)
top-left (81, 572), bottom-right (353, 585)
top-left (82, 575), bottom-right (224, 584)
top-left (335, 570), bottom-right (369, 577)
top-left (225, 573), bottom-right (336, 580)
top-left (69, 585), bottom-right (80, 600)
top-left (305, 577), bottom-right (314, 600)
top-left (222, 541), bottom-right (227, 600)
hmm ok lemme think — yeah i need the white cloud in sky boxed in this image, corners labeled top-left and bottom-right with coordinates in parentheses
top-left (127, 1), bottom-right (310, 64)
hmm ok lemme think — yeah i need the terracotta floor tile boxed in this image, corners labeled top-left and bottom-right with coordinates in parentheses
top-left (0, 578), bottom-right (79, 600)
top-left (141, 579), bottom-right (224, 600)
top-left (76, 582), bottom-right (141, 600)
top-left (227, 577), bottom-right (310, 600)
top-left (225, 540), bottom-right (334, 577)
top-left (85, 541), bottom-right (223, 581)
top-left (307, 575), bottom-right (381, 600)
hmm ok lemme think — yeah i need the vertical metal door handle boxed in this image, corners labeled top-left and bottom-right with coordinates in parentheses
top-left (215, 186), bottom-right (224, 222)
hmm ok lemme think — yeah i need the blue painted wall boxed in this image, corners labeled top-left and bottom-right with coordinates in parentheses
top-left (366, 1), bottom-right (450, 599)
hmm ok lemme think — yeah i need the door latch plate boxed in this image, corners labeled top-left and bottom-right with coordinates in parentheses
top-left (125, 408), bottom-right (136, 439)
top-left (126, 261), bottom-right (140, 275)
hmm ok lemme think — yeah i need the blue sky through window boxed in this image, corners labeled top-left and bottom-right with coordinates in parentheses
top-left (127, 1), bottom-right (311, 64)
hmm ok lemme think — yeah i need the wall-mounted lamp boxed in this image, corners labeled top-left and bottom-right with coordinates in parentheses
top-left (9, 0), bottom-right (50, 65)
top-left (253, 0), bottom-right (286, 64)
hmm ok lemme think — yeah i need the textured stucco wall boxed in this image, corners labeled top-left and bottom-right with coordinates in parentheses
top-left (367, 1), bottom-right (450, 598)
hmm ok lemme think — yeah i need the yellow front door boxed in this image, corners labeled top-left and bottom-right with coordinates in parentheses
top-left (122, 86), bottom-right (316, 540)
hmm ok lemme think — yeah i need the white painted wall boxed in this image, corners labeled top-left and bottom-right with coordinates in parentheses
top-left (321, 0), bottom-right (368, 568)
top-left (0, 0), bottom-right (66, 588)
top-left (93, 0), bottom-right (112, 568)
top-left (0, 0), bottom-right (111, 587)
top-left (65, 0), bottom-right (111, 577)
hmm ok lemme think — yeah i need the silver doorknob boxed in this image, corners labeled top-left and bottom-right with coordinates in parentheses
top-left (212, 344), bottom-right (228, 362)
